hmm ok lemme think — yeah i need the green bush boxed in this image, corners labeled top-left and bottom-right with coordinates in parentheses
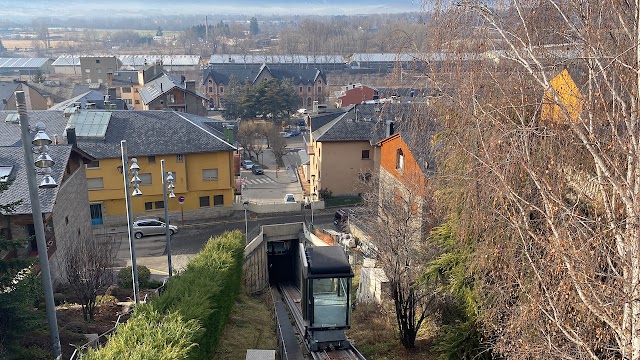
top-left (117, 265), bottom-right (151, 289)
top-left (95, 295), bottom-right (118, 304)
top-left (82, 306), bottom-right (200, 360)
top-left (84, 230), bottom-right (244, 360)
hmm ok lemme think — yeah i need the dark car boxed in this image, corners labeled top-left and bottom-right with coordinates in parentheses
top-left (288, 130), bottom-right (300, 137)
top-left (252, 165), bottom-right (264, 175)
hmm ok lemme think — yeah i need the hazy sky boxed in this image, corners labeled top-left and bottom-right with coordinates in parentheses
top-left (0, 0), bottom-right (424, 20)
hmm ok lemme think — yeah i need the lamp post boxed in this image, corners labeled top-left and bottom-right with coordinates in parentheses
top-left (243, 200), bottom-right (249, 244)
top-left (311, 192), bottom-right (317, 227)
top-left (311, 174), bottom-right (316, 196)
top-left (161, 160), bottom-right (175, 277)
top-left (16, 91), bottom-right (61, 359)
top-left (121, 140), bottom-right (142, 304)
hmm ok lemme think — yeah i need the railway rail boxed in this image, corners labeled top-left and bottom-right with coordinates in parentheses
top-left (277, 283), bottom-right (366, 360)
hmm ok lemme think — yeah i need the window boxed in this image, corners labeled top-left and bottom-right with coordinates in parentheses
top-left (307, 86), bottom-right (311, 92)
top-left (208, 86), bottom-right (213, 93)
top-left (219, 86), bottom-right (224, 94)
top-left (176, 154), bottom-right (184, 163)
top-left (299, 86), bottom-right (303, 93)
top-left (396, 149), bottom-right (404, 171)
top-left (139, 173), bottom-right (152, 185)
top-left (318, 86), bottom-right (321, 93)
top-left (359, 172), bottom-right (372, 182)
top-left (199, 196), bottom-right (210, 207)
top-left (208, 79), bottom-right (212, 84)
top-left (97, 68), bottom-right (102, 74)
top-left (361, 150), bottom-right (370, 159)
top-left (95, 59), bottom-right (100, 64)
top-left (213, 195), bottom-right (224, 206)
top-left (144, 202), bottom-right (153, 211)
top-left (87, 160), bottom-right (100, 168)
top-left (84, 69), bottom-right (90, 73)
top-left (169, 94), bottom-right (175, 104)
top-left (134, 100), bottom-right (140, 104)
top-left (124, 99), bottom-right (132, 105)
top-left (202, 168), bottom-right (219, 180)
top-left (87, 177), bottom-right (104, 190)
top-left (154, 201), bottom-right (165, 209)
top-left (122, 87), bottom-right (131, 93)
top-left (148, 156), bottom-right (156, 164)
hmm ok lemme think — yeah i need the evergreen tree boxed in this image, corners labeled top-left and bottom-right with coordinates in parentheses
top-left (249, 17), bottom-right (260, 36)
top-left (0, 180), bottom-right (43, 357)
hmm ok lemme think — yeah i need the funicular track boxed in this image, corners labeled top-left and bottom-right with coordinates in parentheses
top-left (276, 283), bottom-right (366, 360)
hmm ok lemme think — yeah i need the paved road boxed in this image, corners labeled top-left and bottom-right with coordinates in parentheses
top-left (111, 211), bottom-right (336, 277)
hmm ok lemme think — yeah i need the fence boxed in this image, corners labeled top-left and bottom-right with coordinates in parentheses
top-left (68, 313), bottom-right (127, 360)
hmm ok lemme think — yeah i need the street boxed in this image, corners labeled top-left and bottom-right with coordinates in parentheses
top-left (111, 210), bottom-right (336, 277)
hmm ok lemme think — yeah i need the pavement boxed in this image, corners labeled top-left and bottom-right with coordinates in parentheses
top-left (240, 137), bottom-right (305, 203)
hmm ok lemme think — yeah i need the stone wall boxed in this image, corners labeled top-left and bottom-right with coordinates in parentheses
top-left (49, 166), bottom-right (93, 285)
top-left (100, 204), bottom-right (234, 227)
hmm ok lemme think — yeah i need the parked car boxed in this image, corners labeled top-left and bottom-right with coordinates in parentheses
top-left (241, 160), bottom-right (254, 170)
top-left (288, 130), bottom-right (300, 137)
top-left (284, 193), bottom-right (296, 203)
top-left (132, 219), bottom-right (178, 239)
top-left (252, 165), bottom-right (264, 175)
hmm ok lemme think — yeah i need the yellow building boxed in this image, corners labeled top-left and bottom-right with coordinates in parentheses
top-left (541, 69), bottom-right (584, 123)
top-left (69, 110), bottom-right (236, 226)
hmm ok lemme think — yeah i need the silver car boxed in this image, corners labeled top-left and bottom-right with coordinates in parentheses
top-left (132, 219), bottom-right (178, 239)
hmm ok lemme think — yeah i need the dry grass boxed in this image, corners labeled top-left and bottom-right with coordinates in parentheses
top-left (348, 276), bottom-right (437, 360)
top-left (3, 39), bottom-right (79, 49)
top-left (211, 290), bottom-right (277, 360)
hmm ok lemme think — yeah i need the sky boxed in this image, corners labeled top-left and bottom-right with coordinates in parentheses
top-left (0, 0), bottom-right (425, 20)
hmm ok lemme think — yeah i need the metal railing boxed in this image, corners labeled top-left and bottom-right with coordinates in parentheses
top-left (68, 312), bottom-right (127, 360)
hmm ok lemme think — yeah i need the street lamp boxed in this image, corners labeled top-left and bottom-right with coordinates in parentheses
top-left (243, 200), bottom-right (249, 244)
top-left (16, 91), bottom-right (61, 359)
top-left (311, 192), bottom-right (317, 228)
top-left (311, 174), bottom-right (316, 195)
top-left (161, 159), bottom-right (175, 277)
top-left (121, 140), bottom-right (141, 304)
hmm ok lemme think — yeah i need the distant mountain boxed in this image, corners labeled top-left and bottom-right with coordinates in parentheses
top-left (0, 0), bottom-right (423, 20)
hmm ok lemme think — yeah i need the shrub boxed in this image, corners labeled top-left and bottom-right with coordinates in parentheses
top-left (81, 306), bottom-right (200, 360)
top-left (84, 231), bottom-right (245, 360)
top-left (117, 266), bottom-right (151, 289)
top-left (95, 295), bottom-right (118, 304)
top-left (319, 187), bottom-right (332, 199)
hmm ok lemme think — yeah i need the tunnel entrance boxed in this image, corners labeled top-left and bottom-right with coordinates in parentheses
top-left (268, 239), bottom-right (300, 285)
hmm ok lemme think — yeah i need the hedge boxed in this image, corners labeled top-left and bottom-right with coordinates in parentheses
top-left (82, 230), bottom-right (245, 360)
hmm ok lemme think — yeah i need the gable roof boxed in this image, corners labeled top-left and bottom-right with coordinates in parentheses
top-left (0, 110), bottom-right (236, 159)
top-left (111, 71), bottom-right (140, 86)
top-left (140, 74), bottom-right (206, 105)
top-left (203, 63), bottom-right (325, 86)
top-left (0, 82), bottom-right (20, 110)
top-left (312, 110), bottom-right (379, 143)
top-left (0, 145), bottom-right (72, 215)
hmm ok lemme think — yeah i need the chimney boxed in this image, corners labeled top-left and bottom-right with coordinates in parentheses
top-left (180, 75), bottom-right (186, 84)
top-left (108, 87), bottom-right (116, 100)
top-left (107, 72), bottom-right (113, 87)
top-left (385, 120), bottom-right (395, 137)
top-left (66, 126), bottom-right (77, 146)
top-left (160, 82), bottom-right (163, 92)
top-left (185, 80), bottom-right (195, 92)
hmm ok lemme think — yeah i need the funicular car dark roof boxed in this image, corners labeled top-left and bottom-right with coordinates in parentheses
top-left (306, 247), bottom-right (353, 278)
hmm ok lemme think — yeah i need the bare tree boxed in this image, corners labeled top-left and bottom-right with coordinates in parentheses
top-left (357, 166), bottom-right (435, 349)
top-left (59, 235), bottom-right (117, 321)
top-left (270, 134), bottom-right (288, 166)
top-left (422, 0), bottom-right (640, 358)
top-left (237, 121), bottom-right (259, 160)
